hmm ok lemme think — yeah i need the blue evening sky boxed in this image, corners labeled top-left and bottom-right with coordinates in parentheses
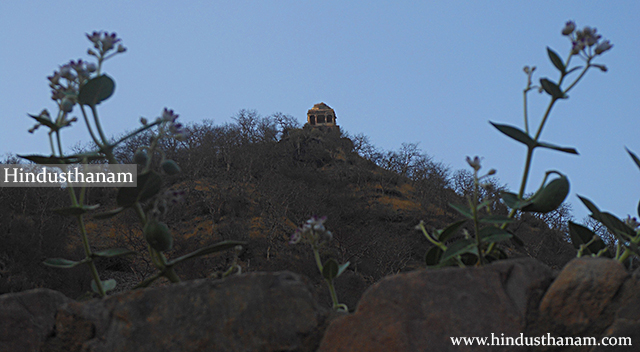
top-left (1, 1), bottom-right (639, 223)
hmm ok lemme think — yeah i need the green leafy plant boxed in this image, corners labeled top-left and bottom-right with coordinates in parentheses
top-left (289, 216), bottom-right (349, 311)
top-left (418, 21), bottom-right (613, 267)
top-left (569, 149), bottom-right (640, 265)
top-left (21, 31), bottom-right (244, 297)
top-left (417, 157), bottom-right (515, 267)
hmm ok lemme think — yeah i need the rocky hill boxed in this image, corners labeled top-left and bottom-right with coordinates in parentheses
top-left (0, 117), bottom-right (577, 306)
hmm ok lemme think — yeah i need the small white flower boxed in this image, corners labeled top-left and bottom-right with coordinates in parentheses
top-left (100, 32), bottom-right (119, 51)
top-left (162, 108), bottom-right (178, 122)
top-left (59, 65), bottom-right (73, 79)
top-left (595, 40), bottom-right (613, 55)
top-left (571, 41), bottom-right (584, 55)
top-left (86, 31), bottom-right (101, 44)
top-left (289, 229), bottom-right (302, 244)
top-left (562, 21), bottom-right (575, 36)
top-left (466, 156), bottom-right (481, 171)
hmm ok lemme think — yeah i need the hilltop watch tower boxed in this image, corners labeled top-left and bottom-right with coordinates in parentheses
top-left (307, 102), bottom-right (337, 127)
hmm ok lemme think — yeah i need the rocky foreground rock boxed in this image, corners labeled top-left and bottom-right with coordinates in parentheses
top-left (1, 257), bottom-right (638, 351)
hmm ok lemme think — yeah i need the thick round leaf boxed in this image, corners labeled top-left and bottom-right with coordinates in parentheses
top-left (116, 171), bottom-right (162, 207)
top-left (144, 219), bottom-right (173, 252)
top-left (137, 171), bottom-right (163, 202)
top-left (425, 246), bottom-right (443, 266)
top-left (322, 258), bottom-right (339, 281)
top-left (568, 221), bottom-right (607, 255)
top-left (478, 226), bottom-right (513, 243)
top-left (78, 75), bottom-right (115, 106)
top-left (91, 279), bottom-right (117, 293)
top-left (161, 159), bottom-right (181, 175)
top-left (441, 239), bottom-right (478, 263)
top-left (449, 203), bottom-right (473, 219)
top-left (600, 212), bottom-right (636, 241)
top-left (578, 196), bottom-right (635, 240)
top-left (500, 191), bottom-right (532, 210)
top-left (437, 219), bottom-right (468, 242)
top-left (479, 214), bottom-right (514, 224)
top-left (522, 175), bottom-right (570, 213)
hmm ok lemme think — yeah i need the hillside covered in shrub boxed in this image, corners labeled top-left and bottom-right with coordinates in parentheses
top-left (0, 110), bottom-right (577, 305)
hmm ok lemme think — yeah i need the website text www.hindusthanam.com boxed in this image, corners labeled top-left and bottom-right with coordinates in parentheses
top-left (0, 164), bottom-right (137, 187)
top-left (451, 333), bottom-right (631, 347)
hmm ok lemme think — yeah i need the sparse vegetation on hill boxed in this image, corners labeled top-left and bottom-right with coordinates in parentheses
top-left (0, 109), bottom-right (577, 304)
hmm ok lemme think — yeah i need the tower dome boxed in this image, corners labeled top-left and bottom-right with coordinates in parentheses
top-left (307, 102), bottom-right (337, 126)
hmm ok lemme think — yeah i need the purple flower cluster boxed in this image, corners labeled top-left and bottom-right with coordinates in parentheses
top-left (150, 188), bottom-right (186, 218)
top-left (562, 21), bottom-right (613, 57)
top-left (290, 216), bottom-right (333, 245)
top-left (47, 58), bottom-right (98, 109)
top-left (160, 108), bottom-right (186, 140)
top-left (86, 31), bottom-right (126, 56)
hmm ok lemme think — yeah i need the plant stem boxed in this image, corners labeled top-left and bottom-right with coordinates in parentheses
top-left (417, 223), bottom-right (447, 251)
top-left (313, 247), bottom-right (324, 273)
top-left (523, 89), bottom-right (530, 134)
top-left (563, 62), bottom-right (591, 94)
top-left (76, 214), bottom-right (106, 296)
top-left (533, 98), bottom-right (558, 142)
top-left (53, 129), bottom-right (106, 296)
top-left (112, 120), bottom-right (161, 148)
top-left (618, 248), bottom-right (631, 263)
top-left (471, 169), bottom-right (483, 265)
top-left (48, 133), bottom-right (56, 156)
top-left (80, 105), bottom-right (103, 148)
top-left (326, 279), bottom-right (341, 309)
top-left (511, 57), bottom-right (590, 218)
top-left (55, 132), bottom-right (64, 160)
top-left (90, 105), bottom-right (109, 146)
top-left (158, 252), bottom-right (180, 283)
